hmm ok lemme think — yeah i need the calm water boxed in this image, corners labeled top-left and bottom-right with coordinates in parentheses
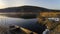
top-left (0, 16), bottom-right (46, 34)
top-left (0, 16), bottom-right (37, 27)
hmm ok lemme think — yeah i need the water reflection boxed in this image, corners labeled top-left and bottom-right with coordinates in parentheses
top-left (0, 16), bottom-right (37, 27)
top-left (0, 16), bottom-right (46, 34)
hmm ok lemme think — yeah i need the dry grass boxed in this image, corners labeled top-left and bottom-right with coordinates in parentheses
top-left (37, 12), bottom-right (60, 34)
top-left (20, 27), bottom-right (37, 34)
top-left (0, 26), bottom-right (8, 34)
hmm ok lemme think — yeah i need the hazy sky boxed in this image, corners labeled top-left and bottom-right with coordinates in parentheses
top-left (0, 0), bottom-right (60, 9)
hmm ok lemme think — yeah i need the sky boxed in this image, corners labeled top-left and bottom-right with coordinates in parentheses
top-left (0, 0), bottom-right (60, 9)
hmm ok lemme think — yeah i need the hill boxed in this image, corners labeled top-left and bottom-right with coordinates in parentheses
top-left (0, 5), bottom-right (50, 13)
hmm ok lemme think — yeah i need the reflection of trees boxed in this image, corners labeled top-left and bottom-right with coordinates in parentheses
top-left (3, 13), bottom-right (38, 19)
top-left (0, 12), bottom-right (38, 19)
top-left (20, 14), bottom-right (37, 19)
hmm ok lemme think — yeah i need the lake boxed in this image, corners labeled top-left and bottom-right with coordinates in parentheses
top-left (0, 16), bottom-right (46, 34)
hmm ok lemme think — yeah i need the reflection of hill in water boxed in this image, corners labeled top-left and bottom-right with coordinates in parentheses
top-left (0, 17), bottom-right (46, 34)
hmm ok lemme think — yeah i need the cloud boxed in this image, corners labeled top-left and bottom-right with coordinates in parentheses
top-left (0, 0), bottom-right (6, 8)
top-left (0, 0), bottom-right (60, 9)
top-left (0, 0), bottom-right (26, 9)
top-left (24, 0), bottom-right (60, 9)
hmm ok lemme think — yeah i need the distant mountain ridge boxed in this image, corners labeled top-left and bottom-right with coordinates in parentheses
top-left (0, 5), bottom-right (52, 12)
top-left (0, 5), bottom-right (60, 13)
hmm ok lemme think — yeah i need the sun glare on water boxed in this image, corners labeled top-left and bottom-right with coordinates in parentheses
top-left (0, 13), bottom-right (9, 18)
top-left (0, 15), bottom-right (8, 18)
